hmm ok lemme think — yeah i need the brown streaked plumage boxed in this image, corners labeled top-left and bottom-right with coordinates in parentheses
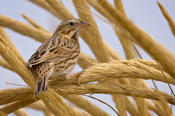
top-left (27, 19), bottom-right (89, 96)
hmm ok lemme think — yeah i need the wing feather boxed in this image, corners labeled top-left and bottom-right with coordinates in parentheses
top-left (28, 35), bottom-right (75, 67)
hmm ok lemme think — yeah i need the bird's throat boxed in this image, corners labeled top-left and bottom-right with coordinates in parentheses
top-left (61, 30), bottom-right (79, 41)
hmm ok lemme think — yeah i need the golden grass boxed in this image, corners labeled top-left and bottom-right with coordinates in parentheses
top-left (73, 0), bottom-right (110, 62)
top-left (0, 0), bottom-right (175, 116)
top-left (73, 1), bottom-right (132, 114)
top-left (157, 1), bottom-right (175, 37)
top-left (0, 81), bottom-right (175, 105)
top-left (0, 58), bottom-right (12, 71)
top-left (46, 0), bottom-right (73, 19)
top-left (30, 0), bottom-right (121, 61)
top-left (29, 0), bottom-right (60, 19)
top-left (28, 101), bottom-right (53, 116)
top-left (0, 19), bottom-right (76, 116)
top-left (64, 95), bottom-right (109, 116)
top-left (113, 1), bottom-right (149, 115)
top-left (21, 14), bottom-right (48, 32)
top-left (0, 112), bottom-right (7, 116)
top-left (0, 15), bottom-right (50, 42)
top-left (72, 108), bottom-right (91, 116)
top-left (14, 109), bottom-right (29, 116)
top-left (97, 0), bottom-right (175, 79)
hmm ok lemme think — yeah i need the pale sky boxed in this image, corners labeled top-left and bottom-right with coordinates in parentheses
top-left (0, 0), bottom-right (175, 116)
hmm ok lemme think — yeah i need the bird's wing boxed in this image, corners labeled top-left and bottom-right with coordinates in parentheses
top-left (28, 36), bottom-right (76, 67)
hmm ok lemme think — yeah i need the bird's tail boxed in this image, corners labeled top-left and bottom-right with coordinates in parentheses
top-left (34, 76), bottom-right (48, 96)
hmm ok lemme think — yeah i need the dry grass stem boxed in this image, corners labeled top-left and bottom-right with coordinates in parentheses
top-left (28, 101), bottom-right (53, 116)
top-left (0, 28), bottom-right (35, 85)
top-left (14, 109), bottom-right (29, 116)
top-left (45, 0), bottom-right (74, 19)
top-left (0, 14), bottom-right (118, 68)
top-left (87, 1), bottom-right (145, 113)
top-left (0, 97), bottom-right (36, 114)
top-left (31, 0), bottom-right (121, 60)
top-left (1, 59), bottom-right (170, 91)
top-left (88, 0), bottom-right (135, 60)
top-left (0, 14), bottom-right (98, 73)
top-left (112, 26), bottom-right (135, 59)
top-left (2, 81), bottom-right (174, 105)
top-left (146, 101), bottom-right (161, 116)
top-left (77, 60), bottom-right (174, 85)
top-left (114, 0), bottom-right (126, 15)
top-left (74, 1), bottom-right (136, 112)
top-left (0, 81), bottom-right (174, 115)
top-left (0, 27), bottom-right (78, 116)
top-left (0, 58), bottom-right (13, 71)
top-left (21, 14), bottom-right (48, 32)
top-left (97, 0), bottom-right (175, 80)
top-left (0, 112), bottom-right (7, 116)
top-left (0, 81), bottom-right (174, 105)
top-left (112, 1), bottom-right (149, 115)
top-left (157, 2), bottom-right (175, 37)
top-left (0, 4), bottom-right (124, 115)
top-left (0, 88), bottom-right (33, 105)
top-left (0, 0), bottom-right (174, 115)
top-left (124, 98), bottom-right (139, 116)
top-left (156, 60), bottom-right (175, 96)
top-left (0, 15), bottom-right (50, 42)
top-left (38, 89), bottom-right (76, 116)
top-left (158, 97), bottom-right (173, 116)
top-left (73, 0), bottom-right (109, 62)
top-left (51, 59), bottom-right (174, 114)
top-left (64, 95), bottom-right (109, 116)
top-left (73, 108), bottom-right (92, 116)
top-left (87, 2), bottom-right (149, 113)
top-left (112, 95), bottom-right (127, 116)
top-left (56, 82), bottom-right (175, 105)
top-left (29, 0), bottom-right (60, 19)
top-left (83, 95), bottom-right (118, 115)
top-left (0, 27), bottom-right (24, 63)
top-left (0, 87), bottom-right (107, 116)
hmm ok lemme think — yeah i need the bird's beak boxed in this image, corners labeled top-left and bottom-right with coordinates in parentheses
top-left (80, 21), bottom-right (90, 29)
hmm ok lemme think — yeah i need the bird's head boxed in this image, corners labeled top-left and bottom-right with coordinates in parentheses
top-left (55, 18), bottom-right (89, 40)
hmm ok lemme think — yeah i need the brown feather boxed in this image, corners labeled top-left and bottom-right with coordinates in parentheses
top-left (27, 19), bottom-right (88, 96)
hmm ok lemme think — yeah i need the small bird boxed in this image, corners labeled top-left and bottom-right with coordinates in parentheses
top-left (27, 19), bottom-right (89, 96)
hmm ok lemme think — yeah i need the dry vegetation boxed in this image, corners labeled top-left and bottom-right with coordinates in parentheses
top-left (0, 0), bottom-right (175, 116)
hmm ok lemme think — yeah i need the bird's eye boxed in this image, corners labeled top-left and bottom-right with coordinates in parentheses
top-left (69, 22), bottom-right (74, 26)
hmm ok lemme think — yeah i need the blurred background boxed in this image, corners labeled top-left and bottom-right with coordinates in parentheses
top-left (0, 0), bottom-right (175, 115)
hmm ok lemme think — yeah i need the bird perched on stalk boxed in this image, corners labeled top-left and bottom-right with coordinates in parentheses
top-left (27, 19), bottom-right (89, 96)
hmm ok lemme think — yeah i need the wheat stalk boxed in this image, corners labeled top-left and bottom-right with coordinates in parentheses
top-left (157, 1), bottom-right (175, 37)
top-left (0, 0), bottom-right (175, 115)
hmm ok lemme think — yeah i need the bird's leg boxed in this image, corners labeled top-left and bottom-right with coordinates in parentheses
top-left (67, 70), bottom-right (84, 86)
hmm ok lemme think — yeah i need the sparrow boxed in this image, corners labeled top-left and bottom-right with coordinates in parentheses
top-left (27, 19), bottom-right (89, 96)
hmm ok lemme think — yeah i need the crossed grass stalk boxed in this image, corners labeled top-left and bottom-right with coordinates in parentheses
top-left (0, 0), bottom-right (175, 116)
